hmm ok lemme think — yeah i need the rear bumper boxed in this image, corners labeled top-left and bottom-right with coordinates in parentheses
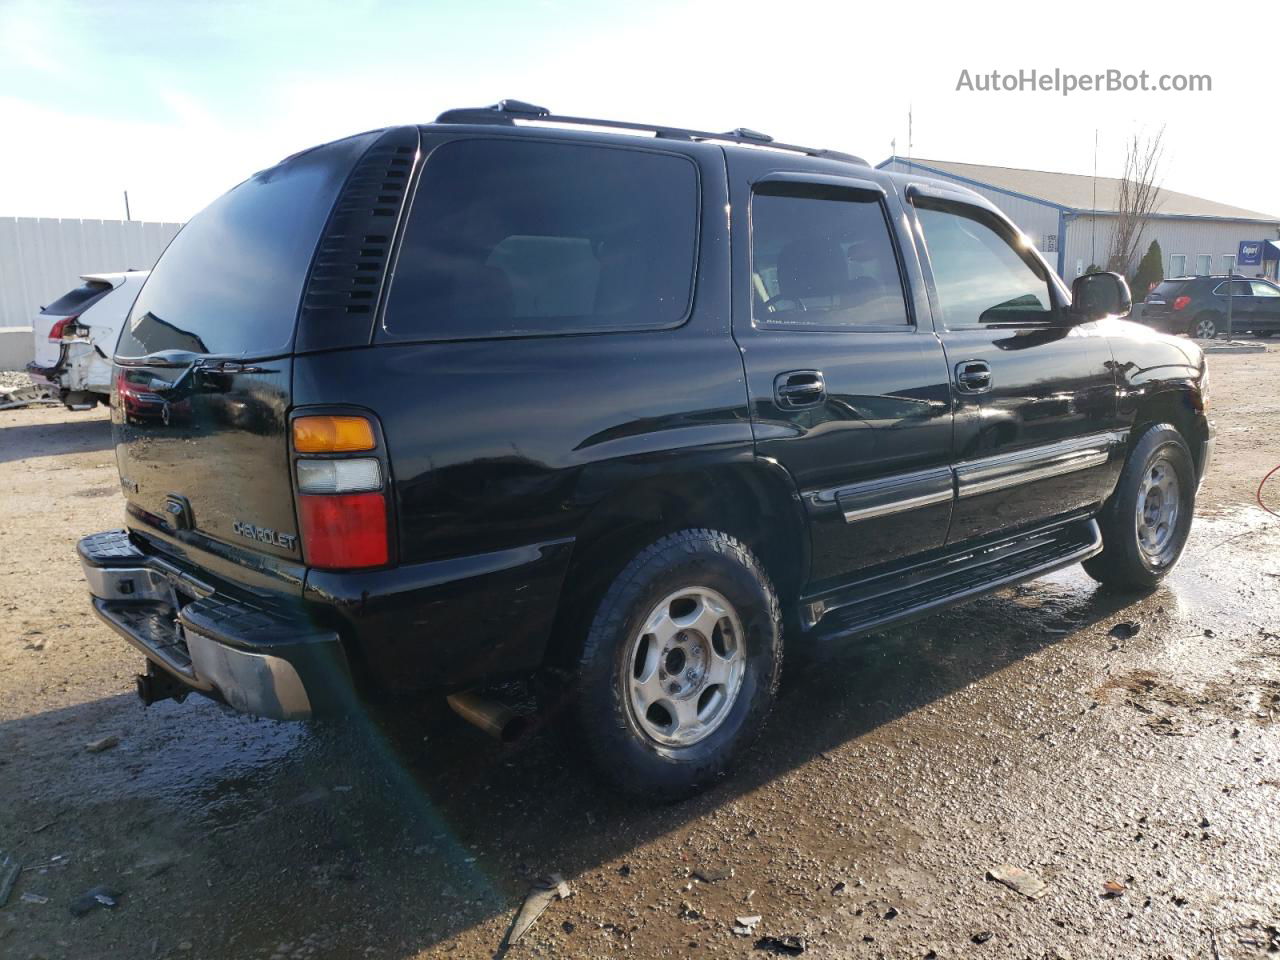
top-left (27, 346), bottom-right (109, 398)
top-left (25, 360), bottom-right (62, 388)
top-left (1139, 311), bottom-right (1186, 335)
top-left (78, 530), bottom-right (352, 720)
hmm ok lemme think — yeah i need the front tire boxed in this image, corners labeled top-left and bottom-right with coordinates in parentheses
top-left (1083, 423), bottom-right (1195, 590)
top-left (573, 529), bottom-right (782, 800)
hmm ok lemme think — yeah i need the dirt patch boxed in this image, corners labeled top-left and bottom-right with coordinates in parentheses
top-left (1101, 665), bottom-right (1280, 737)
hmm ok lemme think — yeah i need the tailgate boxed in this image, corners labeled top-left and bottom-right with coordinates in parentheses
top-left (30, 314), bottom-right (64, 369)
top-left (113, 358), bottom-right (301, 575)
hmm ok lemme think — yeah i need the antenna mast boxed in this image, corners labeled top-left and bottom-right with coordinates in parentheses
top-left (1090, 130), bottom-right (1098, 269)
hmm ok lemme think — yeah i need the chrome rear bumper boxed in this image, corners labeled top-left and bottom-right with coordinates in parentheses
top-left (78, 530), bottom-right (350, 720)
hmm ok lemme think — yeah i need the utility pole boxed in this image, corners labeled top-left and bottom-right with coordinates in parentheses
top-left (123, 190), bottom-right (131, 221)
top-left (1225, 264), bottom-right (1234, 340)
top-left (1090, 130), bottom-right (1098, 269)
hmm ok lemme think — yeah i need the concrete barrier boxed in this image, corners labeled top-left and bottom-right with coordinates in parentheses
top-left (0, 327), bottom-right (33, 370)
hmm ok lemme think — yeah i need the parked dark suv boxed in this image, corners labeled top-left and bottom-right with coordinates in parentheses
top-left (79, 102), bottom-right (1213, 798)
top-left (1141, 274), bottom-right (1280, 339)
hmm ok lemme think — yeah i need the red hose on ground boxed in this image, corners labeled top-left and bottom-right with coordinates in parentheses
top-left (1258, 463), bottom-right (1280, 519)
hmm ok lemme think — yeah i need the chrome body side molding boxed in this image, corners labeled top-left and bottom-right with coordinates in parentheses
top-left (804, 466), bottom-right (954, 525)
top-left (802, 430), bottom-right (1127, 525)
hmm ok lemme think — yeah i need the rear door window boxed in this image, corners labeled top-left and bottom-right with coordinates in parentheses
top-left (1213, 280), bottom-right (1253, 297)
top-left (750, 185), bottom-right (910, 329)
top-left (383, 138), bottom-right (699, 340)
top-left (115, 132), bottom-right (377, 359)
top-left (42, 280), bottom-right (112, 316)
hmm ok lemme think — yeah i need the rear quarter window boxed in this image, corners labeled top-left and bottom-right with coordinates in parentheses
top-left (115, 132), bottom-right (376, 359)
top-left (383, 138), bottom-right (699, 340)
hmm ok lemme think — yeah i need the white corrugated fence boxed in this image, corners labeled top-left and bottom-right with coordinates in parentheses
top-left (0, 216), bottom-right (182, 328)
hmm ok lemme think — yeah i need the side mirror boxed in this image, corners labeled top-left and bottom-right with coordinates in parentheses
top-left (1070, 271), bottom-right (1132, 322)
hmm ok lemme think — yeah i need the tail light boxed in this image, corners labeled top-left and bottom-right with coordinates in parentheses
top-left (48, 315), bottom-right (82, 341)
top-left (292, 415), bottom-right (389, 570)
top-left (1172, 295), bottom-right (1191, 311)
top-left (297, 494), bottom-right (387, 568)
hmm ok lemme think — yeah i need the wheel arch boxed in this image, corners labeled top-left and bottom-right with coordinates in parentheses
top-left (541, 456), bottom-right (808, 669)
top-left (1128, 386), bottom-right (1208, 475)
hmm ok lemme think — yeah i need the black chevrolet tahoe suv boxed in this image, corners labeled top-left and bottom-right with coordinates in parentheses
top-left (79, 101), bottom-right (1213, 799)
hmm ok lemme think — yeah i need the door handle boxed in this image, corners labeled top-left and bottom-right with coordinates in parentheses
top-left (955, 360), bottom-right (992, 393)
top-left (774, 370), bottom-right (826, 409)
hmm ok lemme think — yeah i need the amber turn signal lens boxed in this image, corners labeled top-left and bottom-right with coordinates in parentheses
top-left (292, 416), bottom-right (376, 453)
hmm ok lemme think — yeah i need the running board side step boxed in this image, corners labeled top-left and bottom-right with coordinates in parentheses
top-left (804, 518), bottom-right (1103, 643)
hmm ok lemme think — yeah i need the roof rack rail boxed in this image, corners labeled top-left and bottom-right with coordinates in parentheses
top-left (434, 100), bottom-right (867, 165)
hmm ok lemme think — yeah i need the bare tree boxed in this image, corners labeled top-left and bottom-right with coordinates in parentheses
top-left (1105, 128), bottom-right (1165, 276)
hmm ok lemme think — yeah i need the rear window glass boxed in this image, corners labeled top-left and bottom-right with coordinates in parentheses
top-left (41, 280), bottom-right (112, 316)
top-left (383, 138), bottom-right (699, 340)
top-left (115, 133), bottom-right (376, 359)
top-left (1148, 280), bottom-right (1185, 299)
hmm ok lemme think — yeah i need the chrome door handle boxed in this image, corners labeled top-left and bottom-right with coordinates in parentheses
top-left (955, 360), bottom-right (992, 393)
top-left (774, 370), bottom-right (826, 409)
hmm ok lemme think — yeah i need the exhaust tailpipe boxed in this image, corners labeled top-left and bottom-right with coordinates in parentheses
top-left (446, 692), bottom-right (531, 744)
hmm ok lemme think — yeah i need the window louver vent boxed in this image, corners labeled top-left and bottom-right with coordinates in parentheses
top-left (296, 125), bottom-right (420, 351)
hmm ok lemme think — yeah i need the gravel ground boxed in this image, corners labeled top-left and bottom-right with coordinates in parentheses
top-left (1, 370), bottom-right (36, 391)
top-left (1, 350), bottom-right (1279, 960)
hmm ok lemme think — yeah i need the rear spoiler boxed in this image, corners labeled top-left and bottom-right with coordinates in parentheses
top-left (79, 271), bottom-right (148, 288)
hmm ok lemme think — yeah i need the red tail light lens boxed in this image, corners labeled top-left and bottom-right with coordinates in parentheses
top-left (1172, 295), bottom-right (1191, 311)
top-left (298, 492), bottom-right (388, 569)
top-left (48, 316), bottom-right (79, 341)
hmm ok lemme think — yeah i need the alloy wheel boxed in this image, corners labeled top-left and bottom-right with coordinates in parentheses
top-left (622, 586), bottom-right (747, 747)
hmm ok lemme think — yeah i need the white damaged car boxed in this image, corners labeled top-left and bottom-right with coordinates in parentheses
top-left (27, 271), bottom-right (148, 408)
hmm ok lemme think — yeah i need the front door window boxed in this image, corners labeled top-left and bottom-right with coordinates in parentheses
top-left (914, 203), bottom-right (1058, 327)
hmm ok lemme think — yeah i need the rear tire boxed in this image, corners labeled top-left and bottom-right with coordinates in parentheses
top-left (1192, 312), bottom-right (1219, 339)
top-left (573, 529), bottom-right (781, 800)
top-left (1082, 423), bottom-right (1195, 590)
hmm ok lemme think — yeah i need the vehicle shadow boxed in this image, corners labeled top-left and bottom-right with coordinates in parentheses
top-left (0, 413), bottom-right (112, 465)
top-left (0, 571), bottom-right (1143, 959)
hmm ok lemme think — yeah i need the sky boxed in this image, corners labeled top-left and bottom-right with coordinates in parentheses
top-left (1, 0), bottom-right (1275, 224)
